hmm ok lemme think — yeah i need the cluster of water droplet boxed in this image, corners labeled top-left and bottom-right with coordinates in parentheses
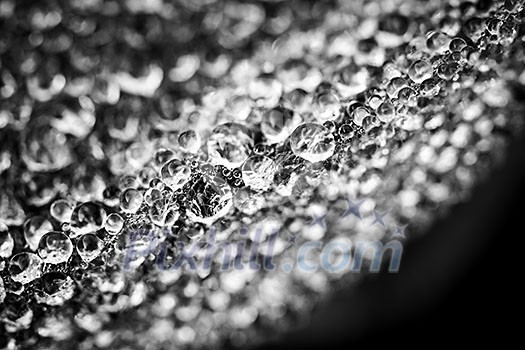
top-left (0, 0), bottom-right (524, 348)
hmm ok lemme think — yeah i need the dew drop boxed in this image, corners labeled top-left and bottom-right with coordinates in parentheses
top-left (76, 233), bottom-right (104, 263)
top-left (37, 231), bottom-right (73, 264)
top-left (290, 123), bottom-right (335, 163)
top-left (160, 159), bottom-right (191, 190)
top-left (207, 123), bottom-right (253, 168)
top-left (104, 213), bottom-right (124, 235)
top-left (24, 216), bottom-right (53, 251)
top-left (120, 188), bottom-right (144, 214)
top-left (9, 252), bottom-right (43, 284)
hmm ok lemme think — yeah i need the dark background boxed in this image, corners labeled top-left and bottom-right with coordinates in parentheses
top-left (257, 128), bottom-right (524, 348)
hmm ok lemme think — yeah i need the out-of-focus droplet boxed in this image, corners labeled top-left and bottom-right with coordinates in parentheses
top-left (37, 231), bottom-right (73, 264)
top-left (120, 188), bottom-right (144, 214)
top-left (290, 123), bottom-right (335, 163)
top-left (248, 76), bottom-right (282, 108)
top-left (178, 130), bottom-right (201, 154)
top-left (223, 95), bottom-right (252, 121)
top-left (377, 101), bottom-right (396, 123)
top-left (21, 122), bottom-right (73, 172)
top-left (169, 54), bottom-right (200, 83)
top-left (71, 202), bottom-right (107, 237)
top-left (233, 187), bottom-right (265, 215)
top-left (9, 252), bottom-right (43, 284)
top-left (24, 216), bottom-right (53, 251)
top-left (0, 222), bottom-right (14, 258)
top-left (114, 64), bottom-right (163, 97)
top-left (261, 107), bottom-right (294, 144)
top-left (160, 159), bottom-right (191, 190)
top-left (76, 233), bottom-right (104, 263)
top-left (207, 123), bottom-right (253, 168)
top-left (241, 155), bottom-right (277, 191)
top-left (313, 92), bottom-right (341, 122)
top-left (105, 213), bottom-right (124, 235)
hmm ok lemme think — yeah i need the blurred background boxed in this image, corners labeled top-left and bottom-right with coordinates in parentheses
top-left (257, 129), bottom-right (524, 348)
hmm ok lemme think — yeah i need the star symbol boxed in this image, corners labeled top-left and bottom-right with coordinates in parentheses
top-left (287, 234), bottom-right (298, 247)
top-left (340, 198), bottom-right (365, 220)
top-left (370, 210), bottom-right (389, 228)
top-left (392, 225), bottom-right (408, 238)
top-left (309, 212), bottom-right (327, 228)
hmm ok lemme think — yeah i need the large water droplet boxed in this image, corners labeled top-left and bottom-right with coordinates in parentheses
top-left (241, 155), bottom-right (277, 191)
top-left (9, 252), bottom-right (43, 284)
top-left (37, 231), bottom-right (73, 264)
top-left (35, 272), bottom-right (75, 306)
top-left (290, 123), bottom-right (336, 163)
top-left (186, 176), bottom-right (233, 225)
top-left (207, 123), bottom-right (253, 168)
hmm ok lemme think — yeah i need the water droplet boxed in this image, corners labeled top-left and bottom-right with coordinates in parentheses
top-left (241, 155), bottom-right (277, 191)
top-left (233, 187), bottom-right (265, 215)
top-left (187, 175), bottom-right (233, 225)
top-left (160, 159), bottom-right (191, 190)
top-left (377, 101), bottom-right (396, 123)
top-left (0, 277), bottom-right (5, 304)
top-left (261, 107), bottom-right (294, 144)
top-left (313, 92), bottom-right (341, 122)
top-left (50, 199), bottom-right (74, 223)
top-left (290, 123), bottom-right (335, 163)
top-left (223, 95), bottom-right (253, 121)
top-left (120, 188), bottom-right (144, 214)
top-left (24, 216), bottom-right (53, 251)
top-left (105, 213), bottom-right (124, 235)
top-left (149, 198), bottom-right (180, 227)
top-left (449, 37), bottom-right (467, 52)
top-left (76, 233), bottom-right (104, 263)
top-left (408, 60), bottom-right (433, 83)
top-left (386, 77), bottom-right (408, 98)
top-left (35, 272), bottom-right (75, 306)
top-left (178, 130), bottom-right (201, 154)
top-left (0, 222), bottom-right (14, 258)
top-left (9, 252), bottom-right (43, 284)
top-left (71, 202), bottom-right (107, 237)
top-left (426, 31), bottom-right (450, 54)
top-left (207, 123), bottom-right (253, 168)
top-left (37, 231), bottom-right (73, 264)
top-left (21, 122), bottom-right (73, 172)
